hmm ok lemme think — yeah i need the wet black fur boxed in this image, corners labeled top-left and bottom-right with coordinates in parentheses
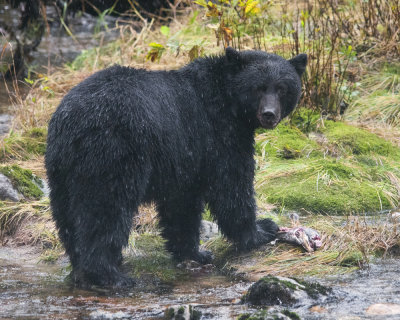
top-left (45, 48), bottom-right (307, 287)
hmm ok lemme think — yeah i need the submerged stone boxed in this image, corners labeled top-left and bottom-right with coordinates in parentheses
top-left (89, 309), bottom-right (131, 319)
top-left (164, 305), bottom-right (201, 320)
top-left (366, 303), bottom-right (400, 315)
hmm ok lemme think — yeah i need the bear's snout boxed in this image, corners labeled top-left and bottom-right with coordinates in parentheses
top-left (257, 93), bottom-right (281, 129)
top-left (257, 108), bottom-right (280, 129)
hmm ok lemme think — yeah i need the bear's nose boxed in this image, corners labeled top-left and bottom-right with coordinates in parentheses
top-left (262, 111), bottom-right (276, 122)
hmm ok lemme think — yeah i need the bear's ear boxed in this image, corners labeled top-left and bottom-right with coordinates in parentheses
top-left (225, 46), bottom-right (241, 63)
top-left (289, 53), bottom-right (308, 77)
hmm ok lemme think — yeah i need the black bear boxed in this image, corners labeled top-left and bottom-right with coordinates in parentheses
top-left (45, 47), bottom-right (307, 287)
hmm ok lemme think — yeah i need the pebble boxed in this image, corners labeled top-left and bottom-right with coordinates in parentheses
top-left (366, 303), bottom-right (400, 315)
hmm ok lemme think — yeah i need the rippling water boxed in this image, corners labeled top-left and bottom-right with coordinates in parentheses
top-left (1, 245), bottom-right (400, 319)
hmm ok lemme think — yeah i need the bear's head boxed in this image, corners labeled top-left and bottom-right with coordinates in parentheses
top-left (225, 47), bottom-right (307, 129)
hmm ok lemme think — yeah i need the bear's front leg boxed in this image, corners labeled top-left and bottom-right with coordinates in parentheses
top-left (207, 156), bottom-right (279, 251)
top-left (158, 192), bottom-right (213, 264)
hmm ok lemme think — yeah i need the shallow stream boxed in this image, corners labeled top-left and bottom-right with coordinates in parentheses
top-left (1, 245), bottom-right (400, 320)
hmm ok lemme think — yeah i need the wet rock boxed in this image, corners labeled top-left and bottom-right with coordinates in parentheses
top-left (0, 173), bottom-right (23, 201)
top-left (199, 220), bottom-right (219, 242)
top-left (39, 178), bottom-right (50, 197)
top-left (389, 209), bottom-right (400, 223)
top-left (176, 260), bottom-right (215, 273)
top-left (309, 305), bottom-right (327, 313)
top-left (366, 303), bottom-right (400, 315)
top-left (164, 305), bottom-right (201, 320)
top-left (89, 309), bottom-right (131, 319)
top-left (0, 114), bottom-right (12, 136)
top-left (237, 308), bottom-right (300, 320)
top-left (242, 276), bottom-right (331, 306)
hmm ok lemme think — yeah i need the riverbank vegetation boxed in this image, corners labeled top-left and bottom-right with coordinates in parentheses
top-left (1, 0), bottom-right (399, 280)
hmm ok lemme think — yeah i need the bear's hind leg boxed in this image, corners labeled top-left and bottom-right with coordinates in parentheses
top-left (49, 184), bottom-right (79, 267)
top-left (70, 192), bottom-right (136, 288)
top-left (158, 193), bottom-right (212, 264)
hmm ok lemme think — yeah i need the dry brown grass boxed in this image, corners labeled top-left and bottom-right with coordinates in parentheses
top-left (352, 122), bottom-right (400, 148)
top-left (7, 12), bottom-right (218, 132)
top-left (0, 199), bottom-right (51, 243)
top-left (209, 215), bottom-right (400, 280)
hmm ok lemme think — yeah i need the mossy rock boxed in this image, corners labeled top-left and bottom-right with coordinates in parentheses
top-left (291, 278), bottom-right (332, 299)
top-left (242, 276), bottom-right (331, 307)
top-left (242, 276), bottom-right (298, 306)
top-left (321, 121), bottom-right (399, 157)
top-left (0, 165), bottom-right (43, 200)
top-left (237, 309), bottom-right (300, 320)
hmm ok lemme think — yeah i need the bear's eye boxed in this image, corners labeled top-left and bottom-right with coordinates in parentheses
top-left (258, 84), bottom-right (268, 92)
top-left (276, 84), bottom-right (288, 95)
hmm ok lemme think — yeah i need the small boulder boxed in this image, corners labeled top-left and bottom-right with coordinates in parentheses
top-left (0, 173), bottom-right (23, 201)
top-left (366, 303), bottom-right (400, 315)
top-left (389, 209), bottom-right (400, 223)
top-left (242, 276), bottom-right (331, 307)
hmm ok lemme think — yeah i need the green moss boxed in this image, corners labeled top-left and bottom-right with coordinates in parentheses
top-left (292, 278), bottom-right (332, 299)
top-left (255, 122), bottom-right (319, 160)
top-left (282, 309), bottom-right (301, 320)
top-left (164, 307), bottom-right (175, 319)
top-left (242, 276), bottom-right (299, 306)
top-left (0, 165), bottom-right (43, 199)
top-left (202, 207), bottom-right (213, 222)
top-left (257, 158), bottom-right (393, 214)
top-left (188, 305), bottom-right (201, 320)
top-left (125, 233), bottom-right (177, 282)
top-left (290, 107), bottom-right (321, 133)
top-left (322, 121), bottom-right (399, 156)
top-left (338, 250), bottom-right (363, 267)
top-left (204, 236), bottom-right (234, 267)
top-left (237, 310), bottom-right (270, 320)
top-left (254, 276), bottom-right (299, 291)
top-left (164, 305), bottom-right (201, 320)
top-left (255, 116), bottom-right (400, 214)
top-left (177, 306), bottom-right (185, 314)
